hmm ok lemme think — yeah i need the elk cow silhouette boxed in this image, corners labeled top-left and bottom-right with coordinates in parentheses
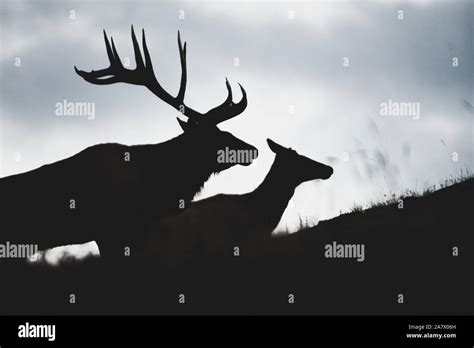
top-left (145, 139), bottom-right (333, 267)
top-left (0, 27), bottom-right (257, 264)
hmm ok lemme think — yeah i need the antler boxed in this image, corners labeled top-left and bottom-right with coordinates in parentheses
top-left (74, 26), bottom-right (247, 125)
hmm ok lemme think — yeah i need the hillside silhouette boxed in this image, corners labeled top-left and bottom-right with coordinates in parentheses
top-left (0, 177), bottom-right (471, 315)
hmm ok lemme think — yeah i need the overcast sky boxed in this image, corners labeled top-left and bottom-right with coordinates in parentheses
top-left (1, 0), bottom-right (472, 261)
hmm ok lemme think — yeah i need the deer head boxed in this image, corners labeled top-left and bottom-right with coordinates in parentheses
top-left (74, 26), bottom-right (257, 167)
top-left (267, 138), bottom-right (333, 184)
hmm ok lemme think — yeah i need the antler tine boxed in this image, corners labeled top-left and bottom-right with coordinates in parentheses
top-left (103, 30), bottom-right (115, 64)
top-left (176, 31), bottom-right (187, 104)
top-left (141, 28), bottom-right (153, 71)
top-left (237, 83), bottom-right (248, 110)
top-left (110, 36), bottom-right (123, 68)
top-left (130, 26), bottom-right (145, 70)
top-left (223, 77), bottom-right (233, 105)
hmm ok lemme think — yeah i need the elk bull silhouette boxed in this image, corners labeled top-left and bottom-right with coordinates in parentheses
top-left (0, 27), bottom-right (257, 263)
top-left (145, 139), bottom-right (333, 268)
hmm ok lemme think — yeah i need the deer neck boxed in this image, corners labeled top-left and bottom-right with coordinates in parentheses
top-left (178, 134), bottom-right (219, 197)
top-left (149, 133), bottom-right (217, 203)
top-left (251, 158), bottom-right (298, 218)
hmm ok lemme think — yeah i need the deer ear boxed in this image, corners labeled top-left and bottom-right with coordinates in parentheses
top-left (176, 118), bottom-right (191, 132)
top-left (267, 138), bottom-right (286, 154)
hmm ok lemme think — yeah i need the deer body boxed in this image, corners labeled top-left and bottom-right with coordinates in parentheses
top-left (146, 139), bottom-right (333, 265)
top-left (1, 135), bottom-right (246, 252)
